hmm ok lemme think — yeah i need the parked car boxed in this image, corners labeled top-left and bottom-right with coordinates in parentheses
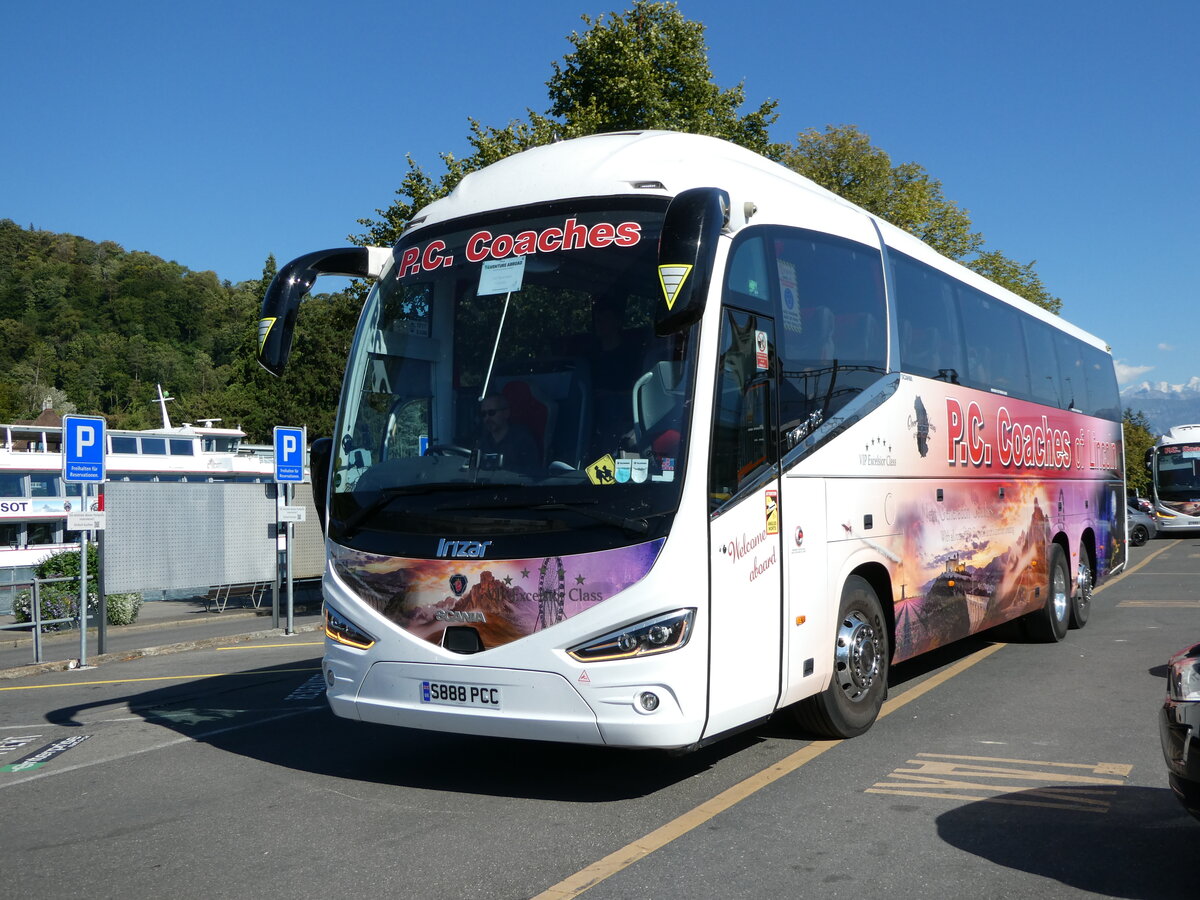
top-left (1160, 642), bottom-right (1200, 821)
top-left (1128, 503), bottom-right (1158, 546)
top-left (1127, 490), bottom-right (1153, 513)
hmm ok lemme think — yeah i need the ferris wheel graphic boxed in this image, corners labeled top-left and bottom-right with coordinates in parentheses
top-left (534, 556), bottom-right (567, 630)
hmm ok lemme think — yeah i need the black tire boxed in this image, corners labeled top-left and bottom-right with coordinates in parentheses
top-left (1070, 552), bottom-right (1092, 629)
top-left (793, 575), bottom-right (889, 738)
top-left (1024, 544), bottom-right (1070, 642)
top-left (1130, 523), bottom-right (1149, 547)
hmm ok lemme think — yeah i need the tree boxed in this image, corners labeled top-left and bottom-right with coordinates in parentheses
top-left (780, 124), bottom-right (983, 261)
top-left (966, 250), bottom-right (1061, 314)
top-left (356, 1), bottom-right (781, 249)
top-left (1123, 408), bottom-right (1156, 497)
top-left (548, 1), bottom-right (781, 156)
top-left (779, 124), bottom-right (1061, 314)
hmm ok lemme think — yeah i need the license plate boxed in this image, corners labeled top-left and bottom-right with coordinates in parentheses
top-left (420, 680), bottom-right (502, 709)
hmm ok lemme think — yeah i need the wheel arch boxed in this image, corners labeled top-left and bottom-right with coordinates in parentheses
top-left (849, 560), bottom-right (895, 662)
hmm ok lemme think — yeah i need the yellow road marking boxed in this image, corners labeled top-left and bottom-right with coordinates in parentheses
top-left (1118, 600), bottom-right (1200, 607)
top-left (867, 753), bottom-right (1131, 813)
top-left (0, 667), bottom-right (320, 691)
top-left (532, 641), bottom-right (1007, 900)
top-left (1098, 539), bottom-right (1177, 594)
top-left (216, 643), bottom-right (324, 650)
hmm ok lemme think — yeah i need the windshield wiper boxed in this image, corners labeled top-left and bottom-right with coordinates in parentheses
top-left (337, 483), bottom-right (494, 537)
top-left (536, 502), bottom-right (651, 536)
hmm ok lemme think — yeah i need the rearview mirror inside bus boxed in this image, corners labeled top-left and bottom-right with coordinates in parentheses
top-left (257, 247), bottom-right (390, 375)
top-left (655, 187), bottom-right (729, 335)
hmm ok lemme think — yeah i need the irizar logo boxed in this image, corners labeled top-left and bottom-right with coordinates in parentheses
top-left (436, 538), bottom-right (493, 559)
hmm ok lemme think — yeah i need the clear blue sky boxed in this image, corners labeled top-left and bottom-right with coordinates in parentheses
top-left (2, 1), bottom-right (1195, 390)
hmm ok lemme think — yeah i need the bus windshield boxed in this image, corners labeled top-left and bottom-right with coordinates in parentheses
top-left (328, 198), bottom-right (697, 556)
top-left (1156, 443), bottom-right (1200, 501)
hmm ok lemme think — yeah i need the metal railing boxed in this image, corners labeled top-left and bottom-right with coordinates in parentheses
top-left (0, 576), bottom-right (88, 665)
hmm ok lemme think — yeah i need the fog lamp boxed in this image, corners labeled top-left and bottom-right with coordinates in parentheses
top-left (638, 691), bottom-right (660, 712)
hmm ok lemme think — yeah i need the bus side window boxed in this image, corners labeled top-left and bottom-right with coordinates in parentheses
top-left (892, 252), bottom-right (965, 383)
top-left (1023, 317), bottom-right (1062, 407)
top-left (709, 307), bottom-right (777, 512)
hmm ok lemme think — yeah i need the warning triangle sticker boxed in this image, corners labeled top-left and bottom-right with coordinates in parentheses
top-left (658, 264), bottom-right (693, 310)
top-left (578, 670), bottom-right (591, 683)
top-left (257, 318), bottom-right (276, 356)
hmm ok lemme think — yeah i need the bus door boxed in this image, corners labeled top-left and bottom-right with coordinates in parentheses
top-left (705, 306), bottom-right (783, 737)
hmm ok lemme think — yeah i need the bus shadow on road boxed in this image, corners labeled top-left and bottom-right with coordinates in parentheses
top-left (935, 785), bottom-right (1196, 898)
top-left (41, 656), bottom-right (765, 801)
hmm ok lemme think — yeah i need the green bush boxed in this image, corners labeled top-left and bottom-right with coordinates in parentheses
top-left (10, 545), bottom-right (142, 628)
top-left (104, 592), bottom-right (143, 626)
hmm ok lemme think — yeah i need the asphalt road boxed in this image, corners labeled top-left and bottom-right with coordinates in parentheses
top-left (0, 537), bottom-right (1196, 900)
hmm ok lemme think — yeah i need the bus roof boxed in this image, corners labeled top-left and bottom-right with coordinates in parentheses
top-left (1158, 424), bottom-right (1200, 445)
top-left (405, 130), bottom-right (1110, 353)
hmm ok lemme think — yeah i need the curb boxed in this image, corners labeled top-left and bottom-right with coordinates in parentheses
top-left (1, 604), bottom-right (323, 650)
top-left (0, 620), bottom-right (326, 680)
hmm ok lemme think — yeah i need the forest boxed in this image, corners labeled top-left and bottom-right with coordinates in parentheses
top-left (0, 219), bottom-right (355, 442)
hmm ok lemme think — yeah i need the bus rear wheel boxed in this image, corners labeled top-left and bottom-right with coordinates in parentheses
top-left (793, 576), bottom-right (888, 739)
top-left (1070, 553), bottom-right (1093, 629)
top-left (1024, 544), bottom-right (1070, 642)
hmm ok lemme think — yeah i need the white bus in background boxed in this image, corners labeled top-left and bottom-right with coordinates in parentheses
top-left (1146, 424), bottom-right (1200, 531)
top-left (258, 131), bottom-right (1124, 750)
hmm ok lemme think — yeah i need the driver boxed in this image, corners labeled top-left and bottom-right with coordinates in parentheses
top-left (479, 393), bottom-right (540, 475)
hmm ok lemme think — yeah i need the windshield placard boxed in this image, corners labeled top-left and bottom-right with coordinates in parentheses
top-left (478, 256), bottom-right (526, 296)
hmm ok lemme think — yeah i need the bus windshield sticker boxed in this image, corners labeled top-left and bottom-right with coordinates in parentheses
top-left (778, 260), bottom-right (802, 336)
top-left (586, 454), bottom-right (617, 485)
top-left (658, 264), bottom-right (692, 310)
top-left (614, 459), bottom-right (632, 483)
top-left (477, 256), bottom-right (526, 296)
top-left (755, 330), bottom-right (769, 370)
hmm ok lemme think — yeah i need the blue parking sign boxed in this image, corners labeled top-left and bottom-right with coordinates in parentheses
top-left (274, 426), bottom-right (306, 483)
top-left (63, 415), bottom-right (106, 483)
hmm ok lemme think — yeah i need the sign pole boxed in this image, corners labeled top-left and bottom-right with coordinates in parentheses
top-left (285, 483), bottom-right (295, 635)
top-left (78, 482), bottom-right (89, 668)
top-left (273, 426), bottom-right (305, 636)
top-left (63, 415), bottom-right (105, 670)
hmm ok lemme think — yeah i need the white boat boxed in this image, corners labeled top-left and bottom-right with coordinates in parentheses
top-left (0, 386), bottom-right (274, 575)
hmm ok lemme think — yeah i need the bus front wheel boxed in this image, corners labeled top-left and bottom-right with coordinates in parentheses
top-left (793, 575), bottom-right (889, 739)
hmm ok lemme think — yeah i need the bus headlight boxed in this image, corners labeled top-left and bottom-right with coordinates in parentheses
top-left (567, 609), bottom-right (695, 662)
top-left (325, 604), bottom-right (376, 650)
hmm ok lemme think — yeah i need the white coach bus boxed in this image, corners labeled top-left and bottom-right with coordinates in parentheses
top-left (257, 131), bottom-right (1124, 750)
top-left (1146, 423), bottom-right (1200, 531)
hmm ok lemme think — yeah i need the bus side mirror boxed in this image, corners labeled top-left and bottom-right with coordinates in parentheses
top-left (257, 246), bottom-right (391, 376)
top-left (655, 187), bottom-right (729, 335)
top-left (1144, 448), bottom-right (1153, 468)
top-left (310, 436), bottom-right (333, 532)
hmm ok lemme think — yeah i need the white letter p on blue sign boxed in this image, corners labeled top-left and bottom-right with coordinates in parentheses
top-left (274, 426), bottom-right (305, 483)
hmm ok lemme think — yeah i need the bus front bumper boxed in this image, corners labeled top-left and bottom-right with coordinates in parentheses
top-left (324, 655), bottom-right (703, 749)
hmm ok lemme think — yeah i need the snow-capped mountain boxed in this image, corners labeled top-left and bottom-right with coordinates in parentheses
top-left (1121, 377), bottom-right (1200, 434)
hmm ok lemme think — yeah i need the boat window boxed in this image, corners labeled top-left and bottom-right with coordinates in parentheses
top-left (141, 438), bottom-right (167, 455)
top-left (0, 472), bottom-right (24, 496)
top-left (111, 437), bottom-right (138, 454)
top-left (30, 474), bottom-right (57, 497)
top-left (26, 523), bottom-right (55, 545)
top-left (169, 439), bottom-right (194, 456)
